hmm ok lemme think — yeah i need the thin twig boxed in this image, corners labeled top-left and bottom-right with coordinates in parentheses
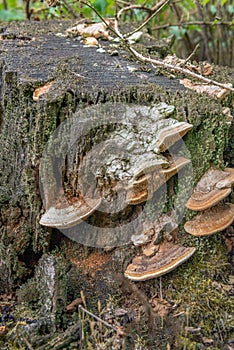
top-left (183, 43), bottom-right (200, 65)
top-left (129, 45), bottom-right (234, 92)
top-left (116, 4), bottom-right (152, 20)
top-left (78, 305), bottom-right (118, 331)
top-left (150, 0), bottom-right (170, 14)
top-left (81, 1), bottom-right (123, 39)
top-left (124, 0), bottom-right (170, 38)
top-left (159, 277), bottom-right (163, 299)
top-left (21, 335), bottom-right (34, 350)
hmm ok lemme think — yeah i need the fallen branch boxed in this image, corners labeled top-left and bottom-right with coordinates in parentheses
top-left (129, 45), bottom-right (234, 92)
top-left (62, 0), bottom-right (79, 18)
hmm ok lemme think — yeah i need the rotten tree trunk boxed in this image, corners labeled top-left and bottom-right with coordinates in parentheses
top-left (0, 20), bottom-right (233, 349)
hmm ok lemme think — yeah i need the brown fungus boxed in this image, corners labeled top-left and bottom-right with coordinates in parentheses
top-left (126, 156), bottom-right (191, 205)
top-left (39, 196), bottom-right (101, 229)
top-left (156, 122), bottom-right (193, 152)
top-left (186, 168), bottom-right (234, 211)
top-left (184, 203), bottom-right (234, 236)
top-left (124, 243), bottom-right (196, 281)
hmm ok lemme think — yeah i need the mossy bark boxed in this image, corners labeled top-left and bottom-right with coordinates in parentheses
top-left (0, 20), bottom-right (233, 349)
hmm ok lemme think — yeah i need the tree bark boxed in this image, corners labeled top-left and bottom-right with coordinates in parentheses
top-left (0, 20), bottom-right (233, 349)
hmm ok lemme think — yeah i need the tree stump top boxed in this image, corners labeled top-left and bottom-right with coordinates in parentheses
top-left (0, 20), bottom-right (185, 92)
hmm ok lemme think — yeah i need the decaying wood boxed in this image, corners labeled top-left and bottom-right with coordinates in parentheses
top-left (0, 19), bottom-right (233, 349)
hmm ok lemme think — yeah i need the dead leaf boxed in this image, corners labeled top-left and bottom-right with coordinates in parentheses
top-left (180, 78), bottom-right (232, 101)
top-left (116, 325), bottom-right (126, 336)
top-left (0, 326), bottom-right (6, 336)
top-left (66, 21), bottom-right (113, 40)
top-left (197, 63), bottom-right (213, 76)
top-left (185, 326), bottom-right (201, 334)
top-left (150, 297), bottom-right (172, 317)
top-left (66, 297), bottom-right (83, 312)
top-left (164, 55), bottom-right (213, 76)
top-left (84, 37), bottom-right (99, 46)
top-left (202, 337), bottom-right (214, 345)
top-left (114, 308), bottom-right (128, 317)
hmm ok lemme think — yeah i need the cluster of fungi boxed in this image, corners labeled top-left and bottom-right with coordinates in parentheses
top-left (39, 103), bottom-right (234, 282)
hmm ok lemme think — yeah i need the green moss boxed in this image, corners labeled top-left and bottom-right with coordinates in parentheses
top-left (162, 234), bottom-right (234, 347)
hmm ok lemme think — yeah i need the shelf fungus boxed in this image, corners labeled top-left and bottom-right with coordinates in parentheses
top-left (184, 203), bottom-right (234, 237)
top-left (126, 156), bottom-right (191, 205)
top-left (154, 121), bottom-right (193, 153)
top-left (124, 243), bottom-right (196, 281)
top-left (127, 213), bottom-right (195, 280)
top-left (39, 102), bottom-right (193, 247)
top-left (39, 196), bottom-right (102, 229)
top-left (186, 168), bottom-right (234, 211)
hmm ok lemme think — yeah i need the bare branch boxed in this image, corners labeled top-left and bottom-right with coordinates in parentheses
top-left (128, 45), bottom-right (234, 92)
top-left (124, 0), bottom-right (170, 38)
top-left (62, 0), bottom-right (79, 18)
top-left (81, 1), bottom-right (123, 40)
top-left (184, 43), bottom-right (200, 65)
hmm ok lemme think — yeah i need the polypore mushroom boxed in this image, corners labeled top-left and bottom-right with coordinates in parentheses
top-left (124, 242), bottom-right (196, 281)
top-left (184, 203), bottom-right (234, 236)
top-left (126, 156), bottom-right (191, 205)
top-left (161, 156), bottom-right (191, 180)
top-left (131, 212), bottom-right (178, 250)
top-left (39, 196), bottom-right (102, 229)
top-left (186, 168), bottom-right (234, 211)
top-left (39, 102), bottom-right (194, 233)
top-left (155, 121), bottom-right (193, 152)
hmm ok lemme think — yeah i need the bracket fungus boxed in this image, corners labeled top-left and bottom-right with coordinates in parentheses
top-left (124, 243), bottom-right (196, 281)
top-left (126, 156), bottom-right (191, 205)
top-left (39, 102), bottom-right (194, 277)
top-left (184, 203), bottom-right (234, 237)
top-left (184, 167), bottom-right (234, 236)
top-left (186, 168), bottom-right (234, 211)
top-left (125, 213), bottom-right (196, 281)
top-left (39, 196), bottom-right (102, 229)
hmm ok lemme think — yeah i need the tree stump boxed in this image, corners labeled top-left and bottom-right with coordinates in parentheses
top-left (0, 20), bottom-right (233, 349)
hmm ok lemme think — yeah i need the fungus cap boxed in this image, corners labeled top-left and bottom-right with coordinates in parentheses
top-left (126, 156), bottom-right (190, 205)
top-left (156, 122), bottom-right (193, 152)
top-left (184, 203), bottom-right (234, 236)
top-left (186, 168), bottom-right (234, 211)
top-left (40, 197), bottom-right (101, 229)
top-left (124, 244), bottom-right (196, 281)
top-left (161, 156), bottom-right (191, 180)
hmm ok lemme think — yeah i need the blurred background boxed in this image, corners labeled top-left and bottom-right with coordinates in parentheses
top-left (0, 0), bottom-right (233, 66)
